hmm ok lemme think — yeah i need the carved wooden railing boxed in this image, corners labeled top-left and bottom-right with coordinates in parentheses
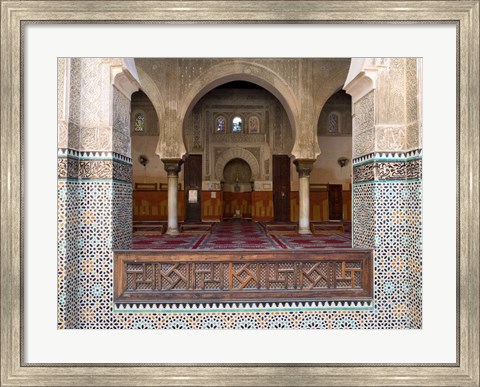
top-left (114, 250), bottom-right (373, 304)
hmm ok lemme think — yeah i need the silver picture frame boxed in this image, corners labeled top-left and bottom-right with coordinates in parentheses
top-left (1, 1), bottom-right (478, 385)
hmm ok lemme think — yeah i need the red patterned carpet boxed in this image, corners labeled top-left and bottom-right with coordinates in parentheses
top-left (132, 233), bottom-right (206, 250)
top-left (270, 233), bottom-right (352, 249)
top-left (195, 221), bottom-right (282, 250)
top-left (132, 221), bottom-right (352, 250)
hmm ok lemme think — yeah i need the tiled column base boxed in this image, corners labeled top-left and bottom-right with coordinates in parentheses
top-left (58, 180), bottom-right (132, 329)
top-left (352, 151), bottom-right (423, 329)
top-left (57, 180), bottom-right (81, 328)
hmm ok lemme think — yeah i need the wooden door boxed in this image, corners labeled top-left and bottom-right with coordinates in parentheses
top-left (328, 184), bottom-right (343, 220)
top-left (184, 155), bottom-right (202, 222)
top-left (273, 155), bottom-right (291, 222)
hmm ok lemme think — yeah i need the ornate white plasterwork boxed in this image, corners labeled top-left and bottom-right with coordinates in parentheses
top-left (111, 65), bottom-right (140, 101)
top-left (343, 58), bottom-right (390, 104)
top-left (375, 125), bottom-right (406, 152)
top-left (178, 60), bottom-right (300, 138)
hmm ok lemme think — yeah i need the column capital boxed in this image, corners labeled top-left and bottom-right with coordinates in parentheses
top-left (162, 158), bottom-right (183, 176)
top-left (293, 159), bottom-right (315, 178)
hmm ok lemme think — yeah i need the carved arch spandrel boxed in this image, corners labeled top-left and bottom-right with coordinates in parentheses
top-left (179, 60), bottom-right (300, 141)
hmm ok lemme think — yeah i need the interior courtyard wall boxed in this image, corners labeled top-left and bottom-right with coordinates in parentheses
top-left (130, 91), bottom-right (168, 186)
top-left (58, 57), bottom-right (423, 329)
top-left (313, 90), bottom-right (353, 189)
top-left (310, 137), bottom-right (352, 188)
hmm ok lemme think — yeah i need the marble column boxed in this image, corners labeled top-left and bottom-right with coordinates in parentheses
top-left (294, 159), bottom-right (315, 234)
top-left (162, 159), bottom-right (183, 235)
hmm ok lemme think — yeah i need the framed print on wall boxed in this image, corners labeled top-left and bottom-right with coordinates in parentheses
top-left (1, 1), bottom-right (479, 386)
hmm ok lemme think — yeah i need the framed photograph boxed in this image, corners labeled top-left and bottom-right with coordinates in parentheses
top-left (1, 1), bottom-right (478, 386)
top-left (188, 189), bottom-right (198, 203)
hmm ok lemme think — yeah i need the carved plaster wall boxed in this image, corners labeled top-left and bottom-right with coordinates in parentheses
top-left (183, 87), bottom-right (293, 186)
top-left (346, 58), bottom-right (422, 157)
top-left (135, 58), bottom-right (350, 160)
top-left (130, 91), bottom-right (159, 136)
top-left (352, 91), bottom-right (375, 158)
top-left (59, 58), bottom-right (139, 155)
top-left (215, 147), bottom-right (260, 181)
top-left (112, 87), bottom-right (132, 157)
top-left (405, 58), bottom-right (422, 151)
top-left (318, 90), bottom-right (353, 137)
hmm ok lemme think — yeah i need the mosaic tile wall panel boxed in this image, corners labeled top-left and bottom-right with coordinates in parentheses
top-left (58, 146), bottom-right (422, 329)
top-left (74, 182), bottom-right (131, 329)
top-left (352, 151), bottom-right (422, 329)
top-left (406, 181), bottom-right (422, 328)
top-left (58, 180), bottom-right (81, 328)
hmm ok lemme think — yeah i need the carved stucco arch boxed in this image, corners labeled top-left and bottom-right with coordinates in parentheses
top-left (134, 66), bottom-right (165, 123)
top-left (135, 65), bottom-right (188, 158)
top-left (215, 148), bottom-right (260, 181)
top-left (180, 61), bottom-right (299, 146)
top-left (313, 62), bottom-right (351, 135)
top-left (315, 85), bottom-right (345, 128)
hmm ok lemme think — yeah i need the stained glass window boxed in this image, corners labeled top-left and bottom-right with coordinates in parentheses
top-left (328, 112), bottom-right (339, 134)
top-left (248, 116), bottom-right (260, 133)
top-left (232, 116), bottom-right (243, 133)
top-left (216, 116), bottom-right (226, 133)
top-left (134, 113), bottom-right (145, 132)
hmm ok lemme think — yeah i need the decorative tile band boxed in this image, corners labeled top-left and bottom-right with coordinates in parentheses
top-left (114, 300), bottom-right (375, 313)
top-left (353, 157), bottom-right (422, 183)
top-left (352, 149), bottom-right (422, 165)
top-left (58, 148), bottom-right (132, 164)
top-left (58, 157), bottom-right (132, 183)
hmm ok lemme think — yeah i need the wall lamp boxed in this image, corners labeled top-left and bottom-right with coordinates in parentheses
top-left (337, 157), bottom-right (349, 168)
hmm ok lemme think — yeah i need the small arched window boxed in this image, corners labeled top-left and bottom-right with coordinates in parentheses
top-left (215, 116), bottom-right (226, 133)
top-left (328, 112), bottom-right (339, 134)
top-left (232, 116), bottom-right (243, 133)
top-left (134, 112), bottom-right (145, 132)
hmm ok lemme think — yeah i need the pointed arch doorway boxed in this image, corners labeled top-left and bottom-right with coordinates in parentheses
top-left (222, 158), bottom-right (253, 220)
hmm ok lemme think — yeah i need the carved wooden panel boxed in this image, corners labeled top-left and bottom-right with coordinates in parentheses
top-left (328, 184), bottom-right (343, 220)
top-left (273, 155), bottom-right (291, 222)
top-left (184, 154), bottom-right (202, 222)
top-left (114, 250), bottom-right (373, 303)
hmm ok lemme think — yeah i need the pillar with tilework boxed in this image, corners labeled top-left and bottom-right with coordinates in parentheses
top-left (344, 58), bottom-right (423, 328)
top-left (57, 58), bottom-right (139, 328)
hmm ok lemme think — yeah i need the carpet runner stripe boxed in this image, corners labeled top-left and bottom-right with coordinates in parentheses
top-left (191, 234), bottom-right (207, 249)
top-left (269, 234), bottom-right (288, 249)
